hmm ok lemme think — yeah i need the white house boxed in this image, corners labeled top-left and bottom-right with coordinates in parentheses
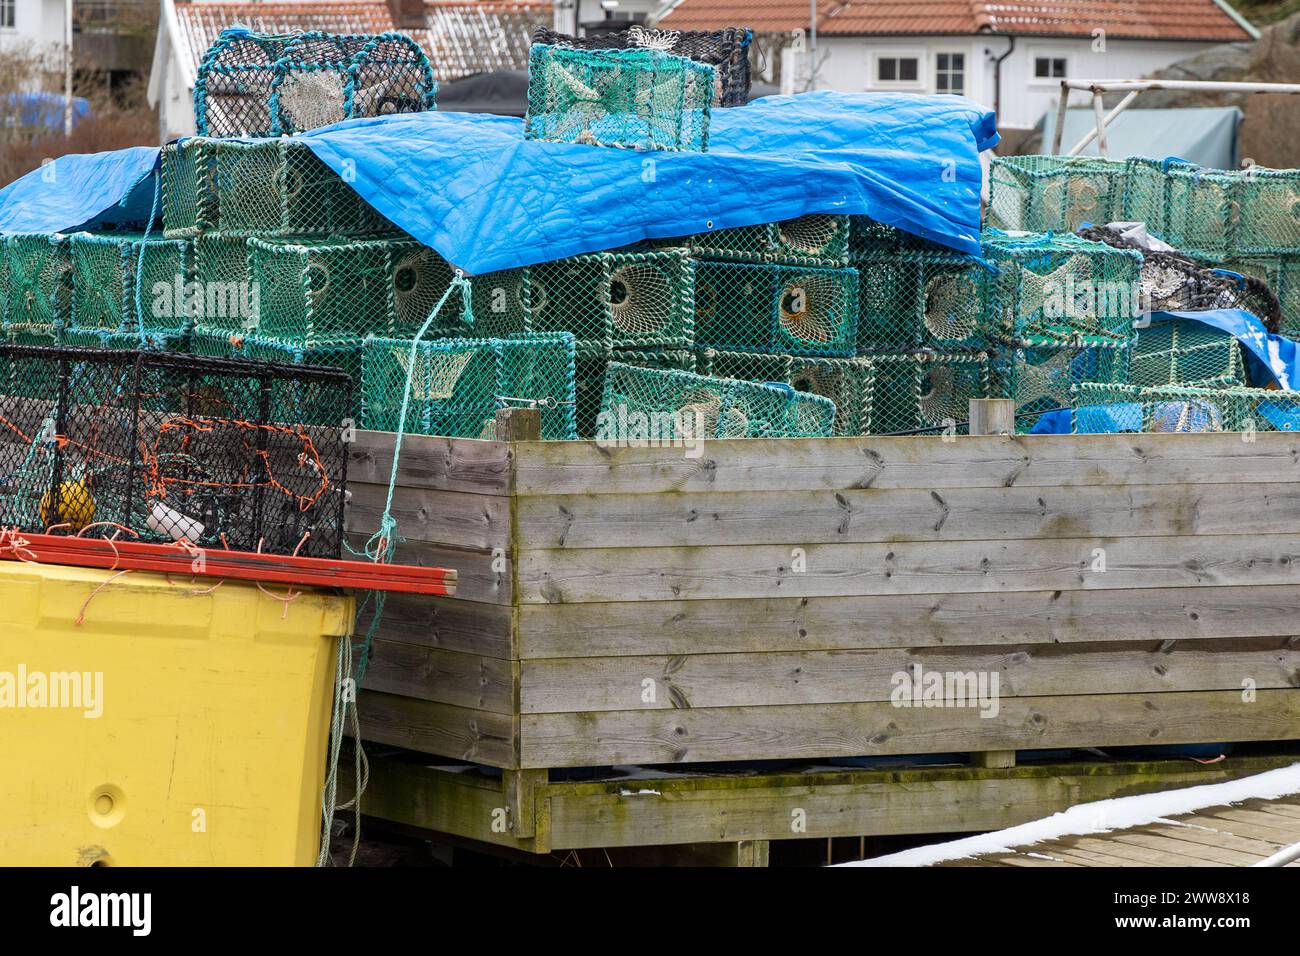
top-left (656, 0), bottom-right (1259, 133)
top-left (149, 0), bottom-right (551, 140)
top-left (0, 0), bottom-right (70, 61)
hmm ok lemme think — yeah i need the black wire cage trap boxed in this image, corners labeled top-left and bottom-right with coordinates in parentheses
top-left (0, 346), bottom-right (352, 558)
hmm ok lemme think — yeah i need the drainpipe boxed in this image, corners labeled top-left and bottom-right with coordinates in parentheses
top-left (991, 34), bottom-right (1014, 124)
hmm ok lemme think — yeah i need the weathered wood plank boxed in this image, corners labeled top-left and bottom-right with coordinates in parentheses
top-left (358, 641), bottom-right (515, 714)
top-left (1116, 830), bottom-right (1264, 866)
top-left (512, 433), bottom-right (1300, 496)
top-left (517, 586), bottom-right (1300, 658)
top-left (519, 689), bottom-right (1300, 767)
top-left (356, 691), bottom-right (518, 768)
top-left (515, 482), bottom-right (1300, 549)
top-left (356, 593), bottom-right (514, 659)
top-left (518, 534), bottom-right (1300, 603)
top-left (519, 638), bottom-right (1300, 713)
top-left (347, 534), bottom-right (510, 605)
top-left (351, 430), bottom-right (512, 494)
top-left (347, 482), bottom-right (511, 552)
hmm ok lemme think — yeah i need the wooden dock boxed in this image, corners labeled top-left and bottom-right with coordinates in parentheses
top-left (343, 422), bottom-right (1300, 861)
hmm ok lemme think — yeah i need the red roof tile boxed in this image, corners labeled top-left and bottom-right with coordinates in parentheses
top-left (659, 0), bottom-right (1253, 42)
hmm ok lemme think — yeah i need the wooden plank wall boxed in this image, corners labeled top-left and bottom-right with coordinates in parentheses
top-left (509, 433), bottom-right (1300, 769)
top-left (349, 430), bottom-right (1300, 771)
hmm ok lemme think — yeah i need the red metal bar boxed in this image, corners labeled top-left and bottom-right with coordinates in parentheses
top-left (0, 532), bottom-right (457, 596)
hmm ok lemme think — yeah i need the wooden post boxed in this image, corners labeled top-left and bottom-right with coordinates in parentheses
top-left (505, 769), bottom-right (547, 839)
top-left (969, 398), bottom-right (1016, 437)
top-left (495, 407), bottom-right (542, 441)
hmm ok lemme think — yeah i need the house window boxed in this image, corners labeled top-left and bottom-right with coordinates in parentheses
top-left (1034, 56), bottom-right (1068, 80)
top-left (0, 0), bottom-right (14, 29)
top-left (935, 52), bottom-right (964, 94)
top-left (877, 56), bottom-right (919, 84)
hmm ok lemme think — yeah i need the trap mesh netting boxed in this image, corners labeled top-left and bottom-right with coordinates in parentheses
top-left (163, 139), bottom-right (395, 240)
top-left (574, 347), bottom-right (694, 439)
top-left (853, 250), bottom-right (986, 351)
top-left (1071, 382), bottom-right (1300, 434)
top-left (68, 233), bottom-right (191, 335)
top-left (697, 349), bottom-right (871, 436)
top-left (861, 350), bottom-right (990, 435)
top-left (1221, 254), bottom-right (1300, 337)
top-left (987, 156), bottom-right (1127, 233)
top-left (599, 361), bottom-right (834, 440)
top-left (528, 251), bottom-right (695, 351)
top-left (532, 25), bottom-right (752, 107)
top-left (674, 215), bottom-right (850, 267)
top-left (1130, 318), bottom-right (1246, 388)
top-left (3, 234), bottom-right (70, 337)
top-left (982, 231), bottom-right (1142, 348)
top-left (525, 44), bottom-right (714, 152)
top-left (361, 333), bottom-right (576, 440)
top-left (693, 261), bottom-right (858, 357)
top-left (0, 345), bottom-right (351, 557)
top-left (1124, 158), bottom-right (1300, 261)
top-left (193, 29), bottom-right (437, 138)
top-left (992, 344), bottom-right (1130, 432)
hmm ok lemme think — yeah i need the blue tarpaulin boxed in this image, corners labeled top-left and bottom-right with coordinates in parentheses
top-left (0, 91), bottom-right (998, 274)
top-left (1032, 309), bottom-right (1300, 434)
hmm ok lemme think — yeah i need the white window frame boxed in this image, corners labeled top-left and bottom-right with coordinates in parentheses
top-left (0, 0), bottom-right (16, 31)
top-left (1029, 51), bottom-right (1071, 86)
top-left (933, 50), bottom-right (967, 95)
top-left (871, 50), bottom-right (925, 90)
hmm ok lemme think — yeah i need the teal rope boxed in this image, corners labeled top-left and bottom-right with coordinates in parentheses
top-left (132, 168), bottom-right (165, 346)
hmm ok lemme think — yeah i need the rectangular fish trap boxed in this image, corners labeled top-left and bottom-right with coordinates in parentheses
top-left (991, 344), bottom-right (1129, 433)
top-left (1130, 317), bottom-right (1246, 387)
top-left (528, 251), bottom-right (695, 351)
top-left (162, 138), bottom-right (393, 240)
top-left (987, 155), bottom-right (1127, 233)
top-left (532, 25), bottom-right (752, 107)
top-left (680, 215), bottom-right (851, 267)
top-left (853, 250), bottom-right (986, 351)
top-left (982, 231), bottom-right (1141, 348)
top-left (599, 361), bottom-right (834, 441)
top-left (194, 29), bottom-right (437, 138)
top-left (361, 333), bottom-right (577, 440)
top-left (3, 234), bottom-right (71, 336)
top-left (697, 348), bottom-right (872, 436)
top-left (694, 260), bottom-right (858, 357)
top-left (68, 232), bottom-right (192, 334)
top-left (0, 345), bottom-right (351, 557)
top-left (862, 349), bottom-right (988, 436)
top-left (1226, 254), bottom-right (1300, 337)
top-left (524, 44), bottom-right (714, 152)
top-left (249, 237), bottom-right (451, 347)
top-left (574, 347), bottom-right (695, 439)
top-left (1072, 382), bottom-right (1300, 433)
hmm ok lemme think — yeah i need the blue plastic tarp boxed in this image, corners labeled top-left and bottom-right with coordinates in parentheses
top-left (1031, 309), bottom-right (1300, 434)
top-left (0, 146), bottom-right (158, 235)
top-left (2, 92), bottom-right (91, 131)
top-left (0, 91), bottom-right (998, 274)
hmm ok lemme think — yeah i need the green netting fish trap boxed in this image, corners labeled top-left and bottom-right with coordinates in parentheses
top-left (193, 29), bottom-right (436, 138)
top-left (361, 333), bottom-right (577, 440)
top-left (3, 234), bottom-right (71, 337)
top-left (697, 348), bottom-right (872, 436)
top-left (860, 349), bottom-right (989, 435)
top-left (423, 268), bottom-right (531, 340)
top-left (162, 138), bottom-right (393, 240)
top-left (0, 344), bottom-right (351, 556)
top-left (853, 249), bottom-right (986, 351)
top-left (1071, 382), bottom-right (1300, 433)
top-left (574, 346), bottom-right (695, 439)
top-left (694, 261), bottom-right (858, 357)
top-left (1123, 158), bottom-right (1300, 261)
top-left (189, 235), bottom-right (255, 334)
top-left (1226, 254), bottom-right (1300, 337)
top-left (532, 25), bottom-right (752, 107)
top-left (987, 156), bottom-right (1127, 233)
top-left (528, 251), bottom-right (695, 351)
top-left (991, 343), bottom-right (1129, 432)
top-left (248, 236), bottom-right (450, 347)
top-left (599, 360), bottom-right (834, 441)
top-left (1130, 318), bottom-right (1246, 388)
top-left (676, 215), bottom-right (850, 267)
top-left (524, 43), bottom-right (714, 152)
top-left (982, 231), bottom-right (1141, 348)
top-left (61, 329), bottom-right (188, 352)
top-left (68, 232), bottom-right (192, 335)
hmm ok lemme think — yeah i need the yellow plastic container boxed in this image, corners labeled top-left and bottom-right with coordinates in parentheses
top-left (0, 560), bottom-right (353, 866)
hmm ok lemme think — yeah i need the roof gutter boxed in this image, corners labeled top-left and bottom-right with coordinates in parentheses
top-left (990, 32), bottom-right (1014, 124)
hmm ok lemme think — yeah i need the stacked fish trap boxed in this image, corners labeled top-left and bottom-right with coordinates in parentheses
top-left (0, 344), bottom-right (351, 556)
top-left (524, 44), bottom-right (714, 152)
top-left (193, 28), bottom-right (436, 138)
top-left (68, 233), bottom-right (192, 335)
top-left (1129, 316), bottom-right (1246, 388)
top-left (532, 25), bottom-right (753, 107)
top-left (988, 156), bottom-right (1128, 233)
top-left (2, 234), bottom-right (71, 338)
top-left (599, 361), bottom-right (834, 441)
top-left (697, 349), bottom-right (871, 437)
top-left (361, 333), bottom-right (577, 441)
top-left (1071, 382), bottom-right (1300, 434)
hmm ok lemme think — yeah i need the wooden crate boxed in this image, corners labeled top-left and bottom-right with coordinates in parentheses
top-left (347, 427), bottom-right (1300, 772)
